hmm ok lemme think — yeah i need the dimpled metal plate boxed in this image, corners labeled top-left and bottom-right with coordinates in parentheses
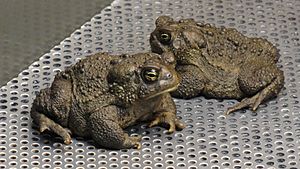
top-left (0, 0), bottom-right (300, 168)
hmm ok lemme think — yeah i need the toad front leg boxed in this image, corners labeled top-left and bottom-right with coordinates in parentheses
top-left (171, 65), bottom-right (207, 99)
top-left (149, 111), bottom-right (186, 133)
top-left (148, 93), bottom-right (186, 133)
top-left (89, 106), bottom-right (141, 149)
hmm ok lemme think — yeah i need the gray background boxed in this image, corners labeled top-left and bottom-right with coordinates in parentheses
top-left (0, 0), bottom-right (113, 86)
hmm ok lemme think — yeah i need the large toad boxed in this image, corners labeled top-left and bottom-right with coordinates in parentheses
top-left (150, 16), bottom-right (284, 115)
top-left (30, 52), bottom-right (185, 149)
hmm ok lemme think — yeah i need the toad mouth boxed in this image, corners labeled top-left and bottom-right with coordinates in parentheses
top-left (145, 84), bottom-right (179, 100)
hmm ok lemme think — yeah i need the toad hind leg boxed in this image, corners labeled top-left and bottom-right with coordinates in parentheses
top-left (225, 61), bottom-right (284, 115)
top-left (225, 92), bottom-right (259, 115)
top-left (89, 107), bottom-right (141, 149)
top-left (31, 108), bottom-right (72, 144)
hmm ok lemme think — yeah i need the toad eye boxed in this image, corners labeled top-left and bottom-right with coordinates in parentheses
top-left (159, 33), bottom-right (172, 44)
top-left (141, 68), bottom-right (160, 83)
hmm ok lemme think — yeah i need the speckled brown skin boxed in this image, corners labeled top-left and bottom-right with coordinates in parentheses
top-left (150, 16), bottom-right (284, 114)
top-left (30, 52), bottom-right (185, 149)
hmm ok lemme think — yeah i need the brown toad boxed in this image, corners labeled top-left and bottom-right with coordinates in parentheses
top-left (30, 52), bottom-right (185, 149)
top-left (150, 16), bottom-right (284, 115)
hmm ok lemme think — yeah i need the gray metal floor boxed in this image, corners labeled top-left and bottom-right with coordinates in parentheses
top-left (1, 0), bottom-right (300, 169)
top-left (0, 0), bottom-right (113, 86)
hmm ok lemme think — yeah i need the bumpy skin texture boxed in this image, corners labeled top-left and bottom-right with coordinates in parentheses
top-left (30, 52), bottom-right (185, 149)
top-left (150, 16), bottom-right (284, 114)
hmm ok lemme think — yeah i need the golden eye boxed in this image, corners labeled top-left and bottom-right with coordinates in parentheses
top-left (142, 68), bottom-right (159, 83)
top-left (160, 33), bottom-right (171, 44)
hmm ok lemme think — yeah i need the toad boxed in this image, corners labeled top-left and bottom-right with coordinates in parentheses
top-left (150, 16), bottom-right (284, 115)
top-left (30, 52), bottom-right (185, 149)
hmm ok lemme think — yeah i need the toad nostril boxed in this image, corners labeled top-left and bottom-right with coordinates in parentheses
top-left (166, 73), bottom-right (173, 79)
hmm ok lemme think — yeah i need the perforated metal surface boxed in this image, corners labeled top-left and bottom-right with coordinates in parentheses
top-left (0, 0), bottom-right (300, 168)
